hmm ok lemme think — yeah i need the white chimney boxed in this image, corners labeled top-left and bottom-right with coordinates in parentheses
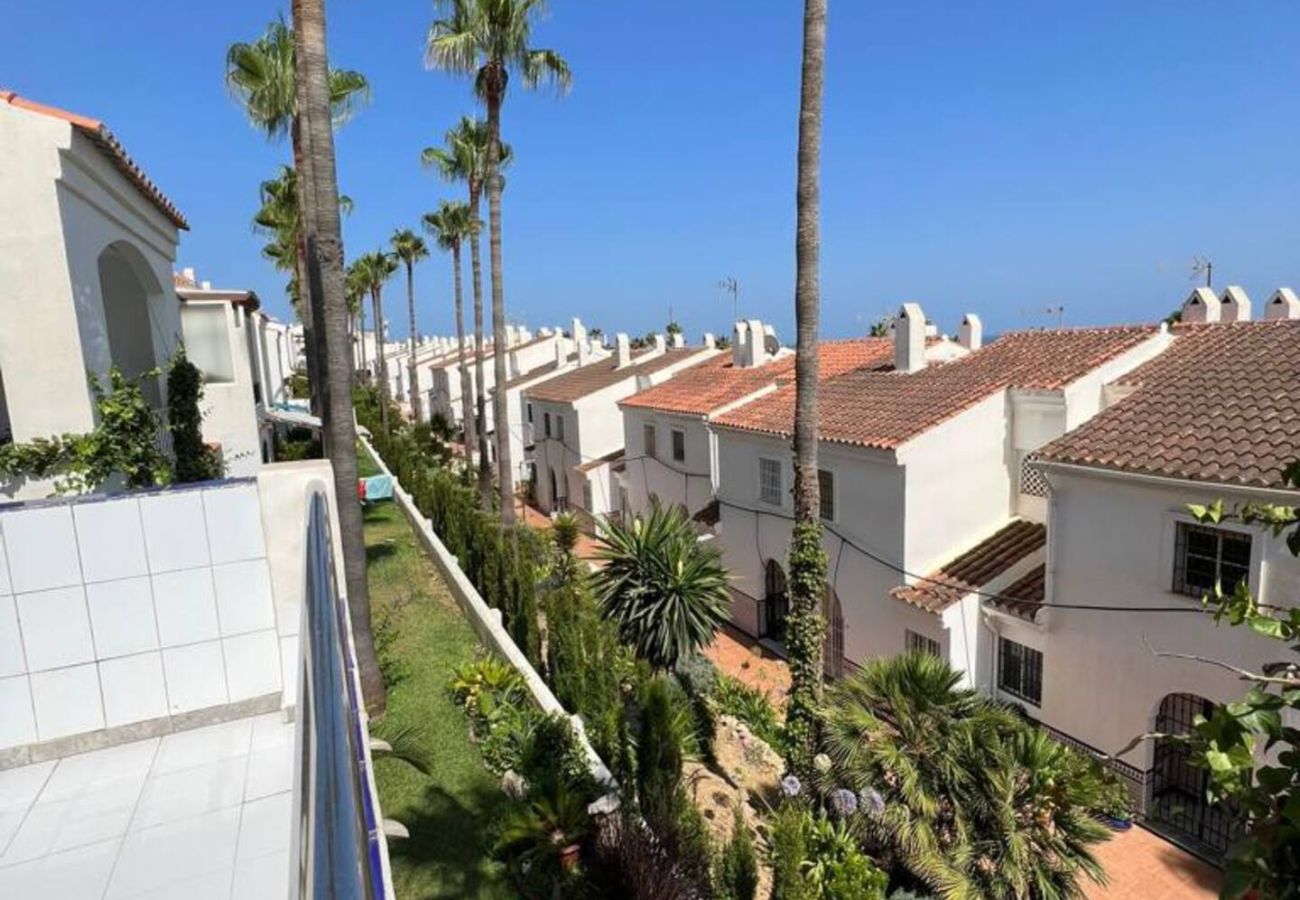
top-left (504, 325), bottom-right (517, 346)
top-left (182, 266), bottom-right (196, 283)
top-left (653, 333), bottom-right (666, 354)
top-left (732, 321), bottom-right (750, 367)
top-left (670, 331), bottom-right (684, 349)
top-left (554, 337), bottom-right (566, 368)
top-left (1220, 286), bottom-right (1251, 322)
top-left (520, 326), bottom-right (532, 343)
top-left (570, 317), bottom-right (587, 344)
top-left (575, 320), bottom-right (591, 365)
top-left (615, 333), bottom-right (632, 367)
top-left (704, 332), bottom-right (716, 350)
top-left (959, 313), bottom-right (983, 350)
top-left (1182, 287), bottom-right (1221, 323)
top-left (201, 280), bottom-right (211, 290)
top-left (745, 319), bottom-right (765, 366)
top-left (1264, 288), bottom-right (1300, 321)
top-left (894, 303), bottom-right (926, 373)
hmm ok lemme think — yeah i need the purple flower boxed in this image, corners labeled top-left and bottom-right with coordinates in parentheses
top-left (781, 775), bottom-right (802, 797)
top-left (859, 787), bottom-right (885, 814)
top-left (830, 788), bottom-right (858, 817)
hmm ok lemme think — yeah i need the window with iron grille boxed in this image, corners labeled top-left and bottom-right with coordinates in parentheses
top-left (544, 412), bottom-right (552, 438)
top-left (1173, 522), bottom-right (1251, 597)
top-left (998, 636), bottom-right (1043, 705)
top-left (644, 423), bottom-right (657, 459)
top-left (556, 414), bottom-right (565, 443)
top-left (819, 469), bottom-right (835, 521)
top-left (905, 629), bottom-right (941, 658)
top-left (671, 428), bottom-right (686, 463)
top-left (759, 458), bottom-right (782, 505)
top-left (527, 402), bottom-right (533, 424)
top-left (1019, 452), bottom-right (1049, 497)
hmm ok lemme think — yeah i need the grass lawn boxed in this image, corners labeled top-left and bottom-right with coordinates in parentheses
top-left (360, 445), bottom-right (514, 899)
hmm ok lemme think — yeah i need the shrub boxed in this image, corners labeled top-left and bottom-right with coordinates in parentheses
top-left (714, 674), bottom-right (784, 753)
top-left (167, 348), bottom-right (224, 483)
top-left (769, 802), bottom-right (813, 900)
top-left (518, 713), bottom-right (597, 799)
top-left (715, 804), bottom-right (759, 900)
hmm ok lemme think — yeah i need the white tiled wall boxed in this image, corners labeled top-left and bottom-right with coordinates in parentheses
top-left (0, 481), bottom-right (285, 750)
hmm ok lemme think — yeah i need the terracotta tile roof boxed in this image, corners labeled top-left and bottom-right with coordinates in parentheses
top-left (2, 90), bottom-right (188, 229)
top-left (619, 338), bottom-right (894, 417)
top-left (525, 348), bottom-right (708, 404)
top-left (505, 353), bottom-right (577, 390)
top-left (1038, 320), bottom-right (1300, 490)
top-left (714, 326), bottom-right (1158, 449)
top-left (989, 565), bottom-right (1045, 622)
top-left (890, 520), bottom-right (1046, 614)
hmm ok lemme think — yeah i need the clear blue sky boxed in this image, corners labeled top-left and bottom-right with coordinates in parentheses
top-left (5, 2), bottom-right (1299, 341)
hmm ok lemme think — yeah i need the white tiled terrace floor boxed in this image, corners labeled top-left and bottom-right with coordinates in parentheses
top-left (0, 713), bottom-right (295, 900)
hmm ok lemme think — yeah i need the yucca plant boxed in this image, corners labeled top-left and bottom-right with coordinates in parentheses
top-left (594, 502), bottom-right (731, 670)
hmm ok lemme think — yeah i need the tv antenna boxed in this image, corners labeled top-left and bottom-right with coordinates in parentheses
top-left (1019, 304), bottom-right (1066, 329)
top-left (718, 277), bottom-right (739, 323)
top-left (1190, 255), bottom-right (1214, 288)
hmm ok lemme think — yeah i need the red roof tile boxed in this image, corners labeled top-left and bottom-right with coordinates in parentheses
top-left (2, 90), bottom-right (188, 229)
top-left (620, 339), bottom-right (895, 417)
top-left (714, 326), bottom-right (1157, 449)
top-left (525, 348), bottom-right (709, 404)
top-left (1037, 320), bottom-right (1300, 489)
top-left (989, 565), bottom-right (1046, 622)
top-left (891, 520), bottom-right (1046, 614)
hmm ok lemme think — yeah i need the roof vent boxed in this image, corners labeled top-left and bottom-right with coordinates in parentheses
top-left (653, 333), bottom-right (666, 354)
top-left (573, 318), bottom-right (590, 364)
top-left (1264, 288), bottom-right (1300, 321)
top-left (704, 332), bottom-right (716, 350)
top-left (554, 338), bottom-right (566, 368)
top-left (894, 302), bottom-right (926, 373)
top-left (615, 333), bottom-right (632, 368)
top-left (732, 321), bottom-right (751, 367)
top-left (1181, 287), bottom-right (1221, 323)
top-left (1220, 286), bottom-right (1251, 322)
top-left (670, 331), bottom-right (685, 349)
top-left (959, 313), bottom-right (983, 350)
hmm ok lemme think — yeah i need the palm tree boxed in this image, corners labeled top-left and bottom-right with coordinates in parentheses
top-left (593, 503), bottom-right (730, 670)
top-left (253, 165), bottom-right (352, 321)
top-left (353, 250), bottom-right (399, 433)
top-left (784, 0), bottom-right (829, 778)
top-left (421, 116), bottom-right (513, 507)
top-left (225, 13), bottom-right (368, 415)
top-left (289, 0), bottom-right (384, 713)
top-left (423, 200), bottom-right (479, 469)
top-left (390, 229), bottom-right (430, 422)
top-left (426, 0), bottom-right (571, 524)
top-left (822, 654), bottom-right (1110, 898)
top-left (345, 258), bottom-right (369, 373)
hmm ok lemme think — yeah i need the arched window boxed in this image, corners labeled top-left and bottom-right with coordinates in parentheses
top-left (760, 559), bottom-right (789, 641)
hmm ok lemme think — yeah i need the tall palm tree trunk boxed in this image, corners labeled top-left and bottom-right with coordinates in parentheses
top-left (486, 91), bottom-right (516, 525)
top-left (404, 261), bottom-right (422, 422)
top-left (290, 121), bottom-right (323, 418)
top-left (358, 305), bottom-right (368, 375)
top-left (468, 185), bottom-right (492, 508)
top-left (291, 0), bottom-right (384, 713)
top-left (371, 287), bottom-right (391, 433)
top-left (452, 243), bottom-right (475, 471)
top-left (785, 0), bottom-right (829, 777)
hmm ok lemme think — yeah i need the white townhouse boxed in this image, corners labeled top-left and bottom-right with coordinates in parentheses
top-left (525, 333), bottom-right (721, 522)
top-left (709, 303), bottom-right (1170, 677)
top-left (1, 90), bottom-right (189, 499)
top-left (1015, 291), bottom-right (1300, 858)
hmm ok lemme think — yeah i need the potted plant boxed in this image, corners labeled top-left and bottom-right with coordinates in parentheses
top-left (1098, 780), bottom-right (1135, 830)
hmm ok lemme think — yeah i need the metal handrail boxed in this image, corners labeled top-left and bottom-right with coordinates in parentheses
top-left (297, 489), bottom-right (391, 899)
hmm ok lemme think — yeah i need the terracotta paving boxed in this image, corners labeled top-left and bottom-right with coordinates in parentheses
top-left (703, 627), bottom-right (791, 704)
top-left (1087, 826), bottom-right (1221, 900)
top-left (514, 501), bottom-right (605, 566)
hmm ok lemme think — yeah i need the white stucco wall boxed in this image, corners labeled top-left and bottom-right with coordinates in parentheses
top-left (621, 409), bottom-right (714, 517)
top-left (1036, 467), bottom-right (1299, 769)
top-left (181, 301), bottom-right (262, 478)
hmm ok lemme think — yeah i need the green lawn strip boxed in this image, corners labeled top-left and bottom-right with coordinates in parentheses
top-left (361, 455), bottom-right (513, 898)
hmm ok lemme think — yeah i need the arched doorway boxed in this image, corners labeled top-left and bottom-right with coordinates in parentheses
top-left (822, 587), bottom-right (844, 679)
top-left (1148, 693), bottom-right (1238, 858)
top-left (95, 242), bottom-right (164, 408)
top-left (548, 467), bottom-right (560, 510)
top-left (760, 559), bottom-right (789, 642)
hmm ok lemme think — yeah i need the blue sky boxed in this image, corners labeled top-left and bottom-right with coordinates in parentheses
top-left (5, 2), bottom-right (1299, 341)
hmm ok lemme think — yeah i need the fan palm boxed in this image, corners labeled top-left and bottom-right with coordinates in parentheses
top-left (423, 201), bottom-right (479, 468)
top-left (345, 259), bottom-right (369, 374)
top-left (785, 0), bottom-right (830, 779)
top-left (822, 653), bottom-right (1110, 899)
top-left (594, 502), bottom-right (730, 670)
top-left (225, 14), bottom-right (369, 414)
top-left (421, 116), bottom-right (512, 506)
top-left (426, 0), bottom-right (571, 525)
top-left (389, 229), bottom-right (430, 421)
top-left (253, 166), bottom-right (352, 320)
top-left (287, 0), bottom-right (383, 712)
top-left (353, 251), bottom-right (399, 433)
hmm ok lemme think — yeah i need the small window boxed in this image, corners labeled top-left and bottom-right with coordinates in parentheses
top-left (527, 402), bottom-right (533, 424)
top-left (818, 469), bottom-right (835, 521)
top-left (759, 458), bottom-right (782, 505)
top-left (998, 636), bottom-right (1043, 705)
top-left (1173, 522), bottom-right (1251, 597)
top-left (556, 415), bottom-right (566, 443)
top-left (544, 411), bottom-right (552, 438)
top-left (644, 423), bottom-right (657, 459)
top-left (905, 630), bottom-right (941, 658)
top-left (671, 428), bottom-right (686, 463)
